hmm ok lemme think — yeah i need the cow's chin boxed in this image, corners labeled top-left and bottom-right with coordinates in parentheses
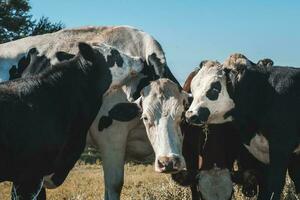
top-left (154, 158), bottom-right (186, 174)
top-left (207, 115), bottom-right (233, 124)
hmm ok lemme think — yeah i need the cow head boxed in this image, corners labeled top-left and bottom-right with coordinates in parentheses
top-left (257, 58), bottom-right (273, 67)
top-left (186, 54), bottom-right (256, 125)
top-left (109, 78), bottom-right (188, 173)
top-left (185, 60), bottom-right (235, 125)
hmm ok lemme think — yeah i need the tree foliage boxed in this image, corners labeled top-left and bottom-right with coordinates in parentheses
top-left (0, 0), bottom-right (65, 43)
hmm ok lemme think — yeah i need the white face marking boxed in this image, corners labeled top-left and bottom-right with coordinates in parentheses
top-left (197, 168), bottom-right (233, 200)
top-left (187, 63), bottom-right (235, 124)
top-left (140, 79), bottom-right (187, 172)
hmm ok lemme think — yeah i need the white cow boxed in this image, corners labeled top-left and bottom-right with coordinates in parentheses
top-left (0, 26), bottom-right (182, 200)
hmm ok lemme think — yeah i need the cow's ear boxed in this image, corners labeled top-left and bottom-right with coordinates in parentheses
top-left (56, 51), bottom-right (75, 62)
top-left (108, 98), bottom-right (142, 122)
top-left (78, 42), bottom-right (95, 62)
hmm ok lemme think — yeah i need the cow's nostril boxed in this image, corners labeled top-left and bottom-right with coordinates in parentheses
top-left (197, 107), bottom-right (210, 123)
top-left (158, 159), bottom-right (164, 169)
top-left (189, 115), bottom-right (199, 123)
top-left (157, 156), bottom-right (179, 173)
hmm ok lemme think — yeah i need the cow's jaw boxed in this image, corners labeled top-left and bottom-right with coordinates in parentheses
top-left (186, 65), bottom-right (235, 125)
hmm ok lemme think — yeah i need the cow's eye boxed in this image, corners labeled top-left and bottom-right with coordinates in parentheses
top-left (141, 116), bottom-right (148, 122)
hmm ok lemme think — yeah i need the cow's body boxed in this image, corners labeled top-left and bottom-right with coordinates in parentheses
top-left (0, 43), bottom-right (112, 199)
top-left (0, 26), bottom-right (178, 200)
top-left (172, 67), bottom-right (240, 200)
top-left (186, 53), bottom-right (300, 200)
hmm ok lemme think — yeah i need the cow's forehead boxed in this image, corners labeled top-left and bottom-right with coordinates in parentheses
top-left (143, 79), bottom-right (181, 98)
top-left (142, 79), bottom-right (185, 117)
top-left (191, 65), bottom-right (223, 91)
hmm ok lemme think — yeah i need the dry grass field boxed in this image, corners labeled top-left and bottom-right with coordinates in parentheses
top-left (0, 162), bottom-right (298, 200)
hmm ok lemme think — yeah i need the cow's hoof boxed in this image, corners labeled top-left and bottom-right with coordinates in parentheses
top-left (242, 186), bottom-right (257, 198)
top-left (43, 173), bottom-right (58, 189)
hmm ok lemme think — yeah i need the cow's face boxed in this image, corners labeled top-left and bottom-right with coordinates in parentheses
top-left (109, 78), bottom-right (187, 173)
top-left (186, 61), bottom-right (235, 125)
top-left (141, 79), bottom-right (187, 173)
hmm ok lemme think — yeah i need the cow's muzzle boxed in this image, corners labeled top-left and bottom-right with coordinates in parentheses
top-left (156, 155), bottom-right (184, 173)
top-left (186, 107), bottom-right (210, 125)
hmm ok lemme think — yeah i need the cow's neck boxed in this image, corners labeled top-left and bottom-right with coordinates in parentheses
top-left (232, 68), bottom-right (271, 138)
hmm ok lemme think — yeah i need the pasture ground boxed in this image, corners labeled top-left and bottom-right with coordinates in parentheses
top-left (0, 162), bottom-right (298, 200)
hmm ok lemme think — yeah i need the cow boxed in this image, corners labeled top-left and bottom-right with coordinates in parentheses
top-left (108, 78), bottom-right (187, 172)
top-left (185, 53), bottom-right (300, 200)
top-left (0, 43), bottom-right (114, 199)
top-left (0, 26), bottom-right (179, 200)
top-left (171, 62), bottom-right (242, 200)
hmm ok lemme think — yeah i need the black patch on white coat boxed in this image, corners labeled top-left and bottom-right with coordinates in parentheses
top-left (108, 103), bottom-right (140, 122)
top-left (98, 116), bottom-right (113, 131)
top-left (56, 52), bottom-right (75, 62)
top-left (106, 49), bottom-right (124, 68)
top-left (206, 81), bottom-right (221, 101)
top-left (8, 48), bottom-right (37, 80)
top-left (9, 48), bottom-right (52, 80)
top-left (197, 107), bottom-right (211, 124)
top-left (132, 59), bottom-right (159, 100)
top-left (131, 53), bottom-right (181, 100)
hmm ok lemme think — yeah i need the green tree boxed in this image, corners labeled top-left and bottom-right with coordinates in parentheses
top-left (0, 0), bottom-right (64, 43)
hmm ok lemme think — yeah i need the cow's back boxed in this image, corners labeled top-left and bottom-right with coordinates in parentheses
top-left (0, 26), bottom-right (167, 81)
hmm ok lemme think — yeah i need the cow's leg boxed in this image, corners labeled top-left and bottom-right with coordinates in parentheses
top-left (90, 120), bottom-right (132, 200)
top-left (11, 178), bottom-right (43, 200)
top-left (264, 137), bottom-right (293, 200)
top-left (36, 188), bottom-right (46, 200)
top-left (256, 165), bottom-right (268, 200)
top-left (190, 184), bottom-right (200, 200)
top-left (288, 153), bottom-right (300, 195)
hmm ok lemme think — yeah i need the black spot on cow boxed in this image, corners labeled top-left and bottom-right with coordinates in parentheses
top-left (98, 116), bottom-right (113, 131)
top-left (132, 59), bottom-right (159, 100)
top-left (56, 51), bottom-right (75, 62)
top-left (148, 53), bottom-right (164, 77)
top-left (197, 107), bottom-right (210, 123)
top-left (21, 49), bottom-right (51, 78)
top-left (9, 48), bottom-right (51, 80)
top-left (9, 65), bottom-right (18, 80)
top-left (131, 53), bottom-right (181, 101)
top-left (106, 49), bottom-right (123, 68)
top-left (206, 81), bottom-right (221, 100)
top-left (8, 49), bottom-right (36, 80)
top-left (108, 103), bottom-right (140, 122)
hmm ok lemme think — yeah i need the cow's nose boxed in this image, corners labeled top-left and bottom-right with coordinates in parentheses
top-left (186, 107), bottom-right (210, 124)
top-left (185, 111), bottom-right (198, 123)
top-left (198, 107), bottom-right (210, 123)
top-left (157, 156), bottom-right (181, 173)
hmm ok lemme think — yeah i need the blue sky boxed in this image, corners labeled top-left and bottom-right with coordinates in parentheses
top-left (30, 0), bottom-right (300, 84)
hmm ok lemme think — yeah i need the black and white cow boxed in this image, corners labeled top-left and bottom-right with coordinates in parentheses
top-left (185, 53), bottom-right (300, 200)
top-left (108, 78), bottom-right (187, 173)
top-left (0, 26), bottom-right (180, 200)
top-left (0, 43), bottom-right (113, 199)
